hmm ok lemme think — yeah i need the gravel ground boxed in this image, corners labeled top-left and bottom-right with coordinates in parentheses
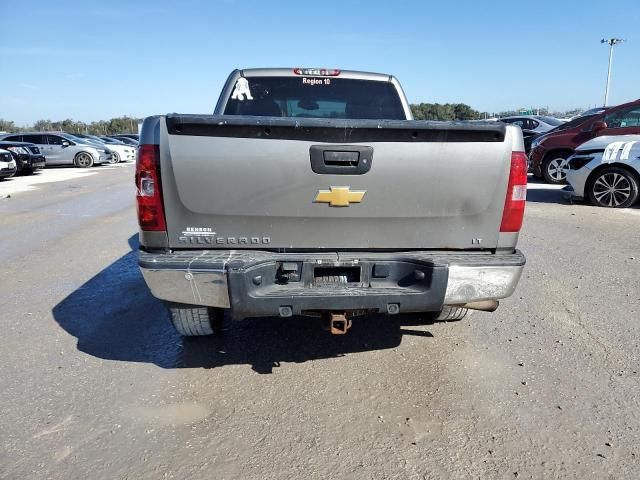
top-left (1, 165), bottom-right (639, 480)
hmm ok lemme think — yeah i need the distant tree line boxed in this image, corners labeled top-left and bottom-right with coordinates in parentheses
top-left (411, 103), bottom-right (481, 121)
top-left (0, 116), bottom-right (142, 135)
top-left (410, 104), bottom-right (587, 121)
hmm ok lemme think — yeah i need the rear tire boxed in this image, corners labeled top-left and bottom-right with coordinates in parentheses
top-left (166, 303), bottom-right (225, 336)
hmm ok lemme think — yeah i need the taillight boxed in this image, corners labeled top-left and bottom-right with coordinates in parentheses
top-left (500, 151), bottom-right (528, 232)
top-left (135, 144), bottom-right (166, 231)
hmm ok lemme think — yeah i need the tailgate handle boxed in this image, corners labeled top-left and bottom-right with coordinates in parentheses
top-left (323, 151), bottom-right (359, 166)
top-left (310, 145), bottom-right (373, 175)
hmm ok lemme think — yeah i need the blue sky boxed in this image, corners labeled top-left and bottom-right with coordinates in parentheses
top-left (1, 0), bottom-right (638, 125)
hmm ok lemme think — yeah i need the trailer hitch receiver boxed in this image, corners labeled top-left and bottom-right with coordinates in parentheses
top-left (329, 312), bottom-right (352, 335)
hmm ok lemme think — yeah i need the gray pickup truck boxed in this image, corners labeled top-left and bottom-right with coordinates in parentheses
top-left (137, 68), bottom-right (527, 335)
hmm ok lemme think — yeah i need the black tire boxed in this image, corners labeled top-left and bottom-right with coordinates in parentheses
top-left (166, 303), bottom-right (224, 336)
top-left (587, 167), bottom-right (639, 208)
top-left (108, 152), bottom-right (120, 164)
top-left (542, 152), bottom-right (571, 184)
top-left (74, 152), bottom-right (94, 168)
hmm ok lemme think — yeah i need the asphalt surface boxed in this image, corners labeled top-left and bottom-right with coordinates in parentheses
top-left (1, 165), bottom-right (639, 480)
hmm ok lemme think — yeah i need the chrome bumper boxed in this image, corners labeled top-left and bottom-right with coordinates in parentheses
top-left (443, 265), bottom-right (523, 304)
top-left (140, 266), bottom-right (230, 308)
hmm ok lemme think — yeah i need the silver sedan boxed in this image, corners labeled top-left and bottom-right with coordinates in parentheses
top-left (565, 135), bottom-right (640, 208)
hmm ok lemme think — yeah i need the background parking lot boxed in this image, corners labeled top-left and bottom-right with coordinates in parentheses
top-left (1, 166), bottom-right (639, 479)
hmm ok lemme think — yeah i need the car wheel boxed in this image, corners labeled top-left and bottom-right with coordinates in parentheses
top-left (542, 153), bottom-right (571, 184)
top-left (74, 152), bottom-right (94, 168)
top-left (587, 167), bottom-right (639, 208)
top-left (109, 152), bottom-right (120, 164)
top-left (166, 303), bottom-right (225, 336)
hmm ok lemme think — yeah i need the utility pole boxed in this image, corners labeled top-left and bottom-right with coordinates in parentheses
top-left (601, 38), bottom-right (625, 106)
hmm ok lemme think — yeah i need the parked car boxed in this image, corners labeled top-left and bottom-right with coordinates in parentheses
top-left (530, 99), bottom-right (640, 184)
top-left (497, 116), bottom-right (563, 155)
top-left (523, 130), bottom-right (542, 155)
top-left (564, 135), bottom-right (640, 208)
top-left (97, 137), bottom-right (136, 162)
top-left (498, 115), bottom-right (563, 134)
top-left (68, 134), bottom-right (127, 164)
top-left (0, 132), bottom-right (110, 168)
top-left (0, 149), bottom-right (17, 179)
top-left (104, 136), bottom-right (138, 146)
top-left (111, 133), bottom-right (139, 142)
top-left (570, 108), bottom-right (606, 120)
top-left (0, 140), bottom-right (46, 174)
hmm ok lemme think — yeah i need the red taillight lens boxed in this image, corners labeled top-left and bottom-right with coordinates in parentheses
top-left (500, 151), bottom-right (528, 233)
top-left (135, 144), bottom-right (166, 231)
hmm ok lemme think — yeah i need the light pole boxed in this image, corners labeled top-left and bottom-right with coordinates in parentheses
top-left (601, 38), bottom-right (625, 106)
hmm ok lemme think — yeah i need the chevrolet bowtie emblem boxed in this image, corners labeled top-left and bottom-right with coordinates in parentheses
top-left (314, 186), bottom-right (366, 207)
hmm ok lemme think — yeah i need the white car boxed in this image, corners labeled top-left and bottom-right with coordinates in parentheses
top-left (93, 137), bottom-right (136, 162)
top-left (497, 115), bottom-right (564, 134)
top-left (0, 148), bottom-right (18, 179)
top-left (565, 135), bottom-right (640, 208)
top-left (66, 134), bottom-right (123, 164)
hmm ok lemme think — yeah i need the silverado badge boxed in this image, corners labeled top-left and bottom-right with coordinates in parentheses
top-left (314, 186), bottom-right (366, 207)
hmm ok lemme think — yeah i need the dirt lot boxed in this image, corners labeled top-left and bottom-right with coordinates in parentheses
top-left (1, 165), bottom-right (639, 479)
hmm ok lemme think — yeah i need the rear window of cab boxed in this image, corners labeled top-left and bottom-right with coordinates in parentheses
top-left (223, 76), bottom-right (406, 120)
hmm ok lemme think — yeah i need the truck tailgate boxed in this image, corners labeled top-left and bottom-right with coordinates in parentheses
top-left (160, 115), bottom-right (515, 250)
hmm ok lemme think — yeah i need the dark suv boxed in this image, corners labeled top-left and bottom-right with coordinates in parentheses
top-left (530, 99), bottom-right (640, 183)
top-left (0, 140), bottom-right (46, 174)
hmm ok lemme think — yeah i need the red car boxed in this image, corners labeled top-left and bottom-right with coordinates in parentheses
top-left (530, 99), bottom-right (640, 183)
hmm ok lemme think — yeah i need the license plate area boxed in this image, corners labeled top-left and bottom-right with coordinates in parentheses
top-left (227, 257), bottom-right (449, 320)
top-left (314, 266), bottom-right (361, 286)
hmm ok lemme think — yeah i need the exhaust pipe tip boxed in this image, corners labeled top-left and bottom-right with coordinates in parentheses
top-left (461, 300), bottom-right (499, 312)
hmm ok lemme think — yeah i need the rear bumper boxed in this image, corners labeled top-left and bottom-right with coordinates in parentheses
top-left (27, 155), bottom-right (46, 169)
top-left (0, 165), bottom-right (17, 178)
top-left (139, 249), bottom-right (525, 318)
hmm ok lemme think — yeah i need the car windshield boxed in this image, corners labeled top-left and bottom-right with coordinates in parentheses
top-left (580, 108), bottom-right (606, 117)
top-left (547, 114), bottom-right (598, 132)
top-left (61, 133), bottom-right (83, 142)
top-left (223, 76), bottom-right (406, 120)
top-left (536, 116), bottom-right (563, 126)
top-left (66, 134), bottom-right (102, 145)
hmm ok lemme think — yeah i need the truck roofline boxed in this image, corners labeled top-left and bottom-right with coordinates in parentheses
top-left (239, 67), bottom-right (393, 82)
